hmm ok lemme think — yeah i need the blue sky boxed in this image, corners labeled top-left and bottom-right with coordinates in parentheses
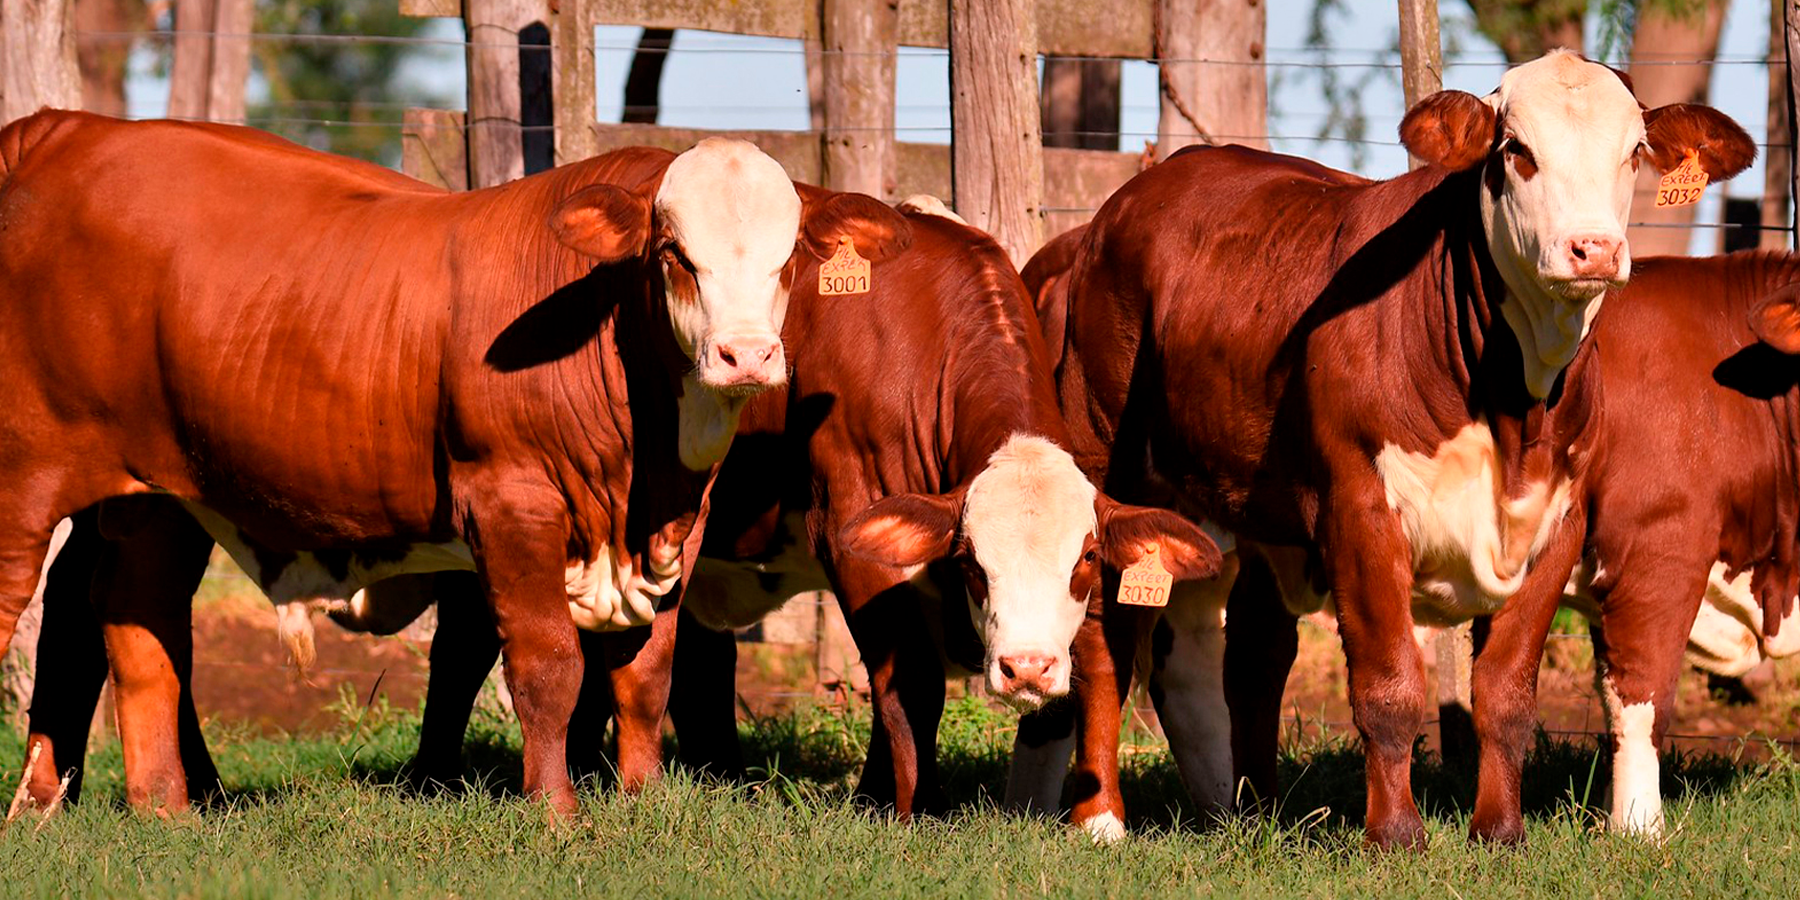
top-left (125, 0), bottom-right (1781, 243)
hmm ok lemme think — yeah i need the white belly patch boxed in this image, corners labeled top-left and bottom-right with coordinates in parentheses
top-left (565, 533), bottom-right (684, 632)
top-left (683, 511), bottom-right (831, 632)
top-left (1375, 421), bottom-right (1571, 625)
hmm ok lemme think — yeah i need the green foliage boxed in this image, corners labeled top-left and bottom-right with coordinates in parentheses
top-left (2, 703), bottom-right (1796, 898)
top-left (248, 0), bottom-right (457, 165)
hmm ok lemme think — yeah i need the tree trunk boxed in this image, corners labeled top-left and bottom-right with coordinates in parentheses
top-left (167, 0), bottom-right (251, 123)
top-left (466, 0), bottom-right (552, 187)
top-left (74, 0), bottom-right (144, 117)
top-left (822, 0), bottom-right (897, 198)
top-left (948, 0), bottom-right (1042, 265)
top-left (1627, 0), bottom-right (1730, 257)
top-left (1156, 0), bottom-right (1266, 161)
top-left (622, 28), bottom-right (672, 125)
top-left (1041, 57), bottom-right (1120, 151)
top-left (1397, 0), bottom-right (1442, 170)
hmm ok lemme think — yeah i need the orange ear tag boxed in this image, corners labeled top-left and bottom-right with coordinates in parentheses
top-left (1117, 544), bottom-right (1173, 608)
top-left (818, 236), bottom-right (872, 296)
top-left (1653, 151), bottom-right (1707, 209)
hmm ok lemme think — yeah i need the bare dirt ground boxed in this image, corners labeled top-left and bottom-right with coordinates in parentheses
top-left (182, 558), bottom-right (1799, 761)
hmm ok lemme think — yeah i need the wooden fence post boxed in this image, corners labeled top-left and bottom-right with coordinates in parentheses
top-left (553, 0), bottom-right (598, 167)
top-left (821, 0), bottom-right (897, 198)
top-left (168, 0), bottom-right (253, 123)
top-left (1786, 1), bottom-right (1800, 245)
top-left (467, 0), bottom-right (553, 187)
top-left (1, 0), bottom-right (83, 124)
top-left (1764, 0), bottom-right (1792, 251)
top-left (948, 0), bottom-right (1042, 264)
top-left (1397, 0), bottom-right (1441, 170)
top-left (1156, 0), bottom-right (1266, 161)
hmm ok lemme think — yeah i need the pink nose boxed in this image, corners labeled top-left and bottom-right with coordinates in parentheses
top-left (1565, 234), bottom-right (1623, 280)
top-left (705, 335), bottom-right (784, 386)
top-left (995, 654), bottom-right (1058, 695)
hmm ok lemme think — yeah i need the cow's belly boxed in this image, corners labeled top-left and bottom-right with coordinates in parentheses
top-left (683, 512), bottom-right (831, 632)
top-left (1567, 560), bottom-right (1800, 677)
top-left (1375, 421), bottom-right (1572, 626)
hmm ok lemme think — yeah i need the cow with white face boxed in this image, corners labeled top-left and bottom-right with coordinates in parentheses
top-left (1024, 49), bottom-right (1757, 847)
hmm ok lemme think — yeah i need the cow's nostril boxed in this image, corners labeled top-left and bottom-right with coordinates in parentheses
top-left (717, 345), bottom-right (738, 368)
top-left (998, 658), bottom-right (1016, 680)
top-left (1570, 243), bottom-right (1588, 261)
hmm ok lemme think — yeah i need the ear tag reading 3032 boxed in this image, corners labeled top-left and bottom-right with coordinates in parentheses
top-left (1117, 544), bottom-right (1173, 608)
top-left (818, 236), bottom-right (872, 296)
top-left (1654, 150), bottom-right (1707, 209)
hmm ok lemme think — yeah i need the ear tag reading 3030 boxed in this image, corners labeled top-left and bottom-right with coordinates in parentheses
top-left (1117, 544), bottom-right (1173, 608)
top-left (818, 236), bottom-right (872, 296)
top-left (1654, 150), bottom-right (1707, 209)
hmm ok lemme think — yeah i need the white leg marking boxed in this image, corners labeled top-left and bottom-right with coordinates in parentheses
top-left (1152, 573), bottom-right (1235, 812)
top-left (1005, 728), bottom-right (1075, 815)
top-left (1601, 676), bottom-right (1663, 836)
top-left (1078, 811), bottom-right (1126, 844)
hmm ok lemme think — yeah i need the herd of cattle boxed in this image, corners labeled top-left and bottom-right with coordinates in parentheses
top-left (0, 48), bottom-right (1793, 850)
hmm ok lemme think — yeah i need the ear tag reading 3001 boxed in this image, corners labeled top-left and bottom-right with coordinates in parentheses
top-left (818, 236), bottom-right (872, 296)
top-left (1117, 544), bottom-right (1173, 607)
top-left (1654, 150), bottom-right (1707, 209)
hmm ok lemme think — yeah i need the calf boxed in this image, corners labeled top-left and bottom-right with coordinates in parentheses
top-left (0, 110), bottom-right (908, 814)
top-left (1025, 51), bottom-right (1754, 846)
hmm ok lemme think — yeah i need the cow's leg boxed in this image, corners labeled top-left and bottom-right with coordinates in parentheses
top-left (1147, 561), bottom-right (1238, 815)
top-left (1223, 551), bottom-right (1297, 812)
top-left (667, 607), bottom-right (744, 778)
top-left (470, 506), bottom-right (585, 819)
top-left (94, 501), bottom-right (215, 814)
top-left (411, 572), bottom-right (500, 787)
top-left (1592, 552), bottom-right (1708, 837)
top-left (1466, 519), bottom-right (1582, 844)
top-left (841, 573), bottom-right (944, 817)
top-left (1005, 703), bottom-right (1076, 816)
top-left (1324, 493), bottom-right (1427, 850)
top-left (21, 509), bottom-right (107, 807)
top-left (601, 605), bottom-right (678, 792)
top-left (1067, 593), bottom-right (1147, 841)
top-left (565, 629), bottom-right (613, 783)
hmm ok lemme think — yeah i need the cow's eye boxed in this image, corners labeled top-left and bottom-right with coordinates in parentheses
top-left (1501, 137), bottom-right (1532, 161)
top-left (1082, 548), bottom-right (1098, 565)
top-left (662, 245), bottom-right (693, 271)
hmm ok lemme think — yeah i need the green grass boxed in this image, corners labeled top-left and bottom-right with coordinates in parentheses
top-left (2, 695), bottom-right (1797, 899)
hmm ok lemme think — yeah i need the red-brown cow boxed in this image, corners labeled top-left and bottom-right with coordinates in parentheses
top-left (0, 110), bottom-right (909, 815)
top-left (1020, 51), bottom-right (1755, 847)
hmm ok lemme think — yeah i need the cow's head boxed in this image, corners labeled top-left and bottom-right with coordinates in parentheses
top-left (838, 434), bottom-right (1222, 711)
top-left (550, 138), bottom-right (910, 395)
top-left (1400, 49), bottom-right (1754, 398)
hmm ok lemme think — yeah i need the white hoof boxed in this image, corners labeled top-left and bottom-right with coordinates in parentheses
top-left (1079, 811), bottom-right (1127, 844)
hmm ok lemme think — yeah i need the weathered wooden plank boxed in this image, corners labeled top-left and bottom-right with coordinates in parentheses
top-left (592, 0), bottom-right (816, 41)
top-left (820, 0), bottom-right (896, 198)
top-left (0, 0), bottom-right (82, 123)
top-left (590, 122), bottom-right (823, 183)
top-left (1789, 1), bottom-right (1800, 246)
top-left (207, 0), bottom-right (252, 123)
top-left (166, 0), bottom-right (215, 121)
top-left (900, 0), bottom-right (1150, 58)
top-left (1041, 145), bottom-right (1137, 235)
top-left (1397, 0), bottom-right (1441, 171)
top-left (1765, 0), bottom-right (1791, 251)
top-left (949, 0), bottom-right (1043, 265)
top-left (1157, 0), bottom-right (1266, 160)
top-left (399, 0), bottom-right (461, 17)
top-left (403, 108), bottom-right (469, 191)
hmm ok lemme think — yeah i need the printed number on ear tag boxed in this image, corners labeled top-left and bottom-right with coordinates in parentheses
top-left (1117, 545), bottom-right (1172, 608)
top-left (818, 236), bottom-right (872, 296)
top-left (1654, 151), bottom-right (1707, 209)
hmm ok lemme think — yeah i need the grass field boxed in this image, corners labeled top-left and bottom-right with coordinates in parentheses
top-left (1, 692), bottom-right (1796, 899)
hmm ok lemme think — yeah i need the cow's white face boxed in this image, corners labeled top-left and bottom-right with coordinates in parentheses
top-left (1402, 51), bottom-right (1754, 399)
top-left (1478, 51), bottom-right (1641, 397)
top-left (655, 138), bottom-right (801, 394)
top-left (959, 435), bottom-right (1101, 709)
top-left (839, 433), bottom-right (1223, 712)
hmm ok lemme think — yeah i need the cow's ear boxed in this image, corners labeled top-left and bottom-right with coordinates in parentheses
top-left (1751, 284), bottom-right (1800, 355)
top-left (1643, 104), bottom-right (1756, 180)
top-left (838, 489), bottom-right (964, 568)
top-left (1398, 90), bottom-right (1497, 172)
top-left (1096, 496), bottom-right (1223, 581)
top-left (550, 184), bottom-right (652, 262)
top-left (801, 191), bottom-right (913, 262)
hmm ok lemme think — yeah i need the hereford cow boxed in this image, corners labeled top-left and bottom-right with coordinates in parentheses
top-left (398, 204), bottom-right (1223, 814)
top-left (0, 110), bottom-right (910, 815)
top-left (1019, 51), bottom-right (1755, 847)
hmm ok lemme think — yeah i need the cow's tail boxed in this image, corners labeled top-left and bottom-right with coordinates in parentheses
top-left (275, 601), bottom-right (320, 677)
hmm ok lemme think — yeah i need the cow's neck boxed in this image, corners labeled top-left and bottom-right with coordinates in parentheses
top-left (936, 292), bottom-right (1071, 493)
